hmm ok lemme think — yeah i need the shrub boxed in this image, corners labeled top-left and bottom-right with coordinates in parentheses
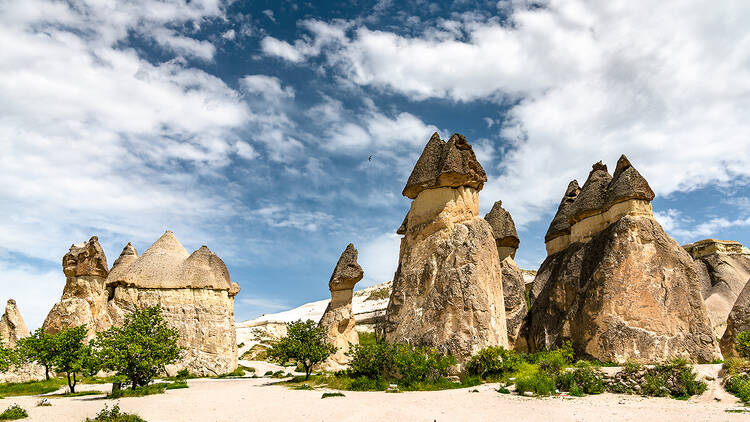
top-left (86, 404), bottom-right (147, 422)
top-left (347, 342), bottom-right (455, 386)
top-left (175, 369), bottom-right (191, 380)
top-left (556, 363), bottom-right (605, 395)
top-left (726, 374), bottom-right (750, 403)
top-left (347, 376), bottom-right (388, 391)
top-left (465, 346), bottom-right (523, 379)
top-left (94, 306), bottom-right (181, 389)
top-left (515, 371), bottom-right (556, 396)
top-left (496, 386), bottom-right (510, 394)
top-left (346, 342), bottom-right (396, 379)
top-left (321, 392), bottom-right (345, 398)
top-left (107, 383), bottom-right (166, 399)
top-left (267, 320), bottom-right (335, 380)
top-left (0, 404), bottom-right (27, 420)
top-left (736, 332), bottom-right (750, 359)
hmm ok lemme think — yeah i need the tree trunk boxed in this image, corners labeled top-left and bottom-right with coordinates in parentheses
top-left (44, 365), bottom-right (49, 381)
top-left (305, 365), bottom-right (311, 380)
top-left (67, 372), bottom-right (75, 394)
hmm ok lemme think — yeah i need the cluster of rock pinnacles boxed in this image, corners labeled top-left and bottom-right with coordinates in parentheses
top-left (4, 132), bottom-right (750, 380)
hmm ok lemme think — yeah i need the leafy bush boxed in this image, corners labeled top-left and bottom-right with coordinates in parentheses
top-left (527, 341), bottom-right (574, 375)
top-left (726, 374), bottom-right (750, 403)
top-left (107, 383), bottom-right (166, 399)
top-left (736, 332), bottom-right (750, 359)
top-left (515, 371), bottom-right (556, 396)
top-left (555, 363), bottom-right (605, 395)
top-left (267, 320), bottom-right (336, 380)
top-left (346, 342), bottom-right (455, 386)
top-left (347, 376), bottom-right (388, 391)
top-left (496, 386), bottom-right (510, 394)
top-left (0, 404), bottom-right (27, 420)
top-left (86, 404), bottom-right (147, 422)
top-left (465, 346), bottom-right (523, 379)
top-left (176, 369), bottom-right (191, 380)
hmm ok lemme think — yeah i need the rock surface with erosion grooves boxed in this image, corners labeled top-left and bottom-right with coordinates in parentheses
top-left (0, 299), bottom-right (29, 348)
top-left (317, 243), bottom-right (364, 371)
top-left (684, 239), bottom-right (750, 337)
top-left (107, 231), bottom-right (241, 376)
top-left (720, 278), bottom-right (750, 357)
top-left (42, 236), bottom-right (113, 338)
top-left (385, 133), bottom-right (508, 365)
top-left (530, 156), bottom-right (720, 363)
top-left (484, 201), bottom-right (527, 351)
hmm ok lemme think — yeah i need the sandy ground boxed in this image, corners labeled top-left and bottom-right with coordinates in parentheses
top-left (2, 363), bottom-right (748, 422)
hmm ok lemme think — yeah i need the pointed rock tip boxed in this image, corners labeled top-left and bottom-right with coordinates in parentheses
top-left (591, 161), bottom-right (608, 173)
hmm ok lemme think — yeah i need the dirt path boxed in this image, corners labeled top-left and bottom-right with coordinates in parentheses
top-left (1, 375), bottom-right (747, 422)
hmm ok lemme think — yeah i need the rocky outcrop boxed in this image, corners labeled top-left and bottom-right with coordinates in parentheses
top-left (544, 181), bottom-right (580, 256)
top-left (530, 156), bottom-right (720, 363)
top-left (318, 244), bottom-right (364, 371)
top-left (44, 231), bottom-right (241, 376)
top-left (484, 201), bottom-right (527, 351)
top-left (385, 133), bottom-right (508, 365)
top-left (720, 278), bottom-right (750, 357)
top-left (106, 231), bottom-right (241, 376)
top-left (43, 236), bottom-right (113, 337)
top-left (0, 300), bottom-right (29, 348)
top-left (683, 239), bottom-right (750, 337)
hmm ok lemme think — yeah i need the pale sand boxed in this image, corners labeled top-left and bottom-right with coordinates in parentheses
top-left (2, 363), bottom-right (747, 422)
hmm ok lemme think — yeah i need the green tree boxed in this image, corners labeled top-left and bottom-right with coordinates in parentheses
top-left (16, 328), bottom-right (57, 380)
top-left (267, 319), bottom-right (336, 380)
top-left (736, 331), bottom-right (750, 359)
top-left (93, 306), bottom-right (181, 389)
top-left (52, 325), bottom-right (89, 393)
top-left (0, 341), bottom-right (13, 373)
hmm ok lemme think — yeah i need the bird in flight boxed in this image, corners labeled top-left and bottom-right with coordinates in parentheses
top-left (368, 155), bottom-right (372, 161)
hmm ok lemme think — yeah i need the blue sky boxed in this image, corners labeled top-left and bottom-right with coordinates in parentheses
top-left (1, 0), bottom-right (749, 328)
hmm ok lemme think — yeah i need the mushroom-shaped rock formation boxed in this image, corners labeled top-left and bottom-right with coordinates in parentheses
top-left (544, 180), bottom-right (580, 254)
top-left (106, 231), bottom-right (240, 376)
top-left (684, 239), bottom-right (750, 337)
top-left (43, 236), bottom-right (113, 337)
top-left (484, 201), bottom-right (527, 350)
top-left (529, 156), bottom-right (720, 363)
top-left (386, 132), bottom-right (508, 365)
top-left (720, 278), bottom-right (750, 357)
top-left (0, 300), bottom-right (30, 348)
top-left (402, 133), bottom-right (487, 199)
top-left (318, 244), bottom-right (364, 371)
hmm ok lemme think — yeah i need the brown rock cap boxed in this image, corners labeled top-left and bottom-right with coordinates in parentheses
top-left (62, 236), bottom-right (108, 278)
top-left (605, 154), bottom-right (654, 209)
top-left (329, 243), bottom-right (364, 292)
top-left (484, 200), bottom-right (519, 248)
top-left (569, 162), bottom-right (612, 223)
top-left (544, 180), bottom-right (580, 242)
top-left (402, 132), bottom-right (487, 199)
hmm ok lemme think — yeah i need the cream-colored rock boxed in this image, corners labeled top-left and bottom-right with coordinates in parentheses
top-left (500, 258), bottom-right (529, 351)
top-left (318, 244), bottom-right (364, 371)
top-left (720, 278), bottom-right (750, 357)
top-left (684, 239), bottom-right (750, 337)
top-left (0, 299), bottom-right (29, 348)
top-left (386, 133), bottom-right (508, 365)
top-left (43, 236), bottom-right (112, 338)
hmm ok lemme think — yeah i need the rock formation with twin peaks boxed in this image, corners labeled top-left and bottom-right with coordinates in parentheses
top-left (719, 277), bottom-right (750, 357)
top-left (529, 155), bottom-right (720, 363)
top-left (44, 231), bottom-right (241, 376)
top-left (0, 300), bottom-right (30, 348)
top-left (318, 243), bottom-right (364, 371)
top-left (484, 201), bottom-right (527, 351)
top-left (385, 133), bottom-right (508, 365)
top-left (43, 236), bottom-right (113, 337)
top-left (684, 239), bottom-right (750, 337)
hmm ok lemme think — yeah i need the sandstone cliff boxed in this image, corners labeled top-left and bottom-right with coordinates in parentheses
top-left (0, 299), bottom-right (29, 348)
top-left (484, 201), bottom-right (527, 351)
top-left (318, 244), bottom-right (364, 371)
top-left (530, 156), bottom-right (720, 363)
top-left (720, 278), bottom-right (750, 357)
top-left (44, 231), bottom-right (241, 376)
top-left (385, 133), bottom-right (508, 365)
top-left (684, 239), bottom-right (750, 337)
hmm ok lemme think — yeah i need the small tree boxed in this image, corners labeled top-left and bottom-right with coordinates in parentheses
top-left (52, 325), bottom-right (89, 393)
top-left (93, 306), bottom-right (181, 389)
top-left (267, 319), bottom-right (336, 380)
top-left (16, 328), bottom-right (57, 380)
top-left (0, 341), bottom-right (13, 374)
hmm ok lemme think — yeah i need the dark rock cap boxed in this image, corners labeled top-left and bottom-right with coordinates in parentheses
top-left (569, 162), bottom-right (612, 223)
top-left (605, 154), bottom-right (654, 208)
top-left (329, 243), bottom-right (364, 292)
top-left (544, 180), bottom-right (580, 242)
top-left (402, 132), bottom-right (487, 199)
top-left (484, 200), bottom-right (520, 248)
top-left (62, 236), bottom-right (108, 278)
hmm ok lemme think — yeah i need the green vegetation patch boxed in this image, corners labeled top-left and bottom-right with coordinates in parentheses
top-left (364, 287), bottom-right (390, 302)
top-left (0, 378), bottom-right (66, 397)
top-left (107, 383), bottom-right (166, 399)
top-left (321, 392), bottom-right (345, 398)
top-left (86, 404), bottom-right (147, 422)
top-left (0, 404), bottom-right (27, 421)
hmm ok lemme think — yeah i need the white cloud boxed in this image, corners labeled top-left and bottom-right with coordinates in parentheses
top-left (260, 37), bottom-right (306, 63)
top-left (241, 75), bottom-right (295, 100)
top-left (284, 1), bottom-right (750, 227)
top-left (222, 29), bottom-right (236, 40)
top-left (0, 261), bottom-right (62, 330)
top-left (357, 232), bottom-right (401, 286)
top-left (262, 9), bottom-right (276, 23)
top-left (254, 206), bottom-right (333, 232)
